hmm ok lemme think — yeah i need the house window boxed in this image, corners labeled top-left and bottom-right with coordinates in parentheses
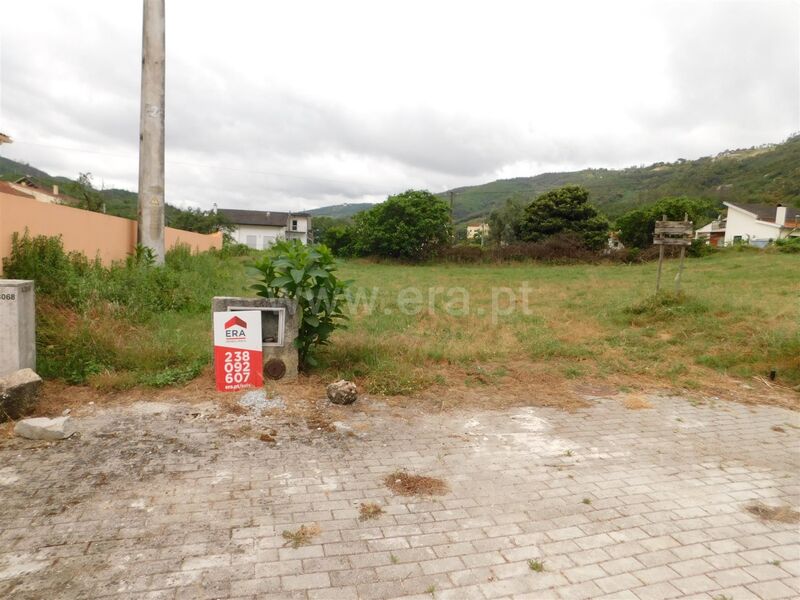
top-left (263, 235), bottom-right (275, 247)
top-left (733, 235), bottom-right (743, 244)
top-left (291, 219), bottom-right (299, 231)
top-left (246, 235), bottom-right (258, 249)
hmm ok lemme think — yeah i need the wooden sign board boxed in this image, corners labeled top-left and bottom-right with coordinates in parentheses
top-left (653, 215), bottom-right (694, 293)
top-left (653, 219), bottom-right (693, 246)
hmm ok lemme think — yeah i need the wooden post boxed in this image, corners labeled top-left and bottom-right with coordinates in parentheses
top-left (675, 213), bottom-right (688, 293)
top-left (653, 213), bottom-right (692, 295)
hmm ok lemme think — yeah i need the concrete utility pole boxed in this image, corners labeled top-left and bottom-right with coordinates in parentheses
top-left (137, 0), bottom-right (166, 264)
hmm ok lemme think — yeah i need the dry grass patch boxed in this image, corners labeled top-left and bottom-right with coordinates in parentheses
top-left (281, 523), bottom-right (321, 548)
top-left (621, 393), bottom-right (653, 410)
top-left (358, 502), bottom-right (385, 521)
top-left (745, 502), bottom-right (800, 524)
top-left (385, 470), bottom-right (448, 496)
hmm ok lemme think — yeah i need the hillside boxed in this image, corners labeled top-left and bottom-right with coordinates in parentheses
top-left (308, 202), bottom-right (374, 219)
top-left (0, 156), bottom-right (197, 223)
top-left (5, 134), bottom-right (799, 225)
top-left (310, 135), bottom-right (800, 223)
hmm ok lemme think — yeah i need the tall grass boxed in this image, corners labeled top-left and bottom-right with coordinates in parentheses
top-left (3, 232), bottom-right (250, 387)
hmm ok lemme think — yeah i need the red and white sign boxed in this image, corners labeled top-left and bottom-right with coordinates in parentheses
top-left (213, 311), bottom-right (263, 392)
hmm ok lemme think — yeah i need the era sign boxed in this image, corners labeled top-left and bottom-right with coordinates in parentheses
top-left (212, 311), bottom-right (263, 392)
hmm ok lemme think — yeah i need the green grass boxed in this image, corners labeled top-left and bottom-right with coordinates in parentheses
top-left (318, 251), bottom-right (800, 393)
top-left (7, 232), bottom-right (799, 396)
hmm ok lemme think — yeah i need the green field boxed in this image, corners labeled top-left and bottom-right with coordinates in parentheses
top-left (8, 239), bottom-right (798, 401)
top-left (319, 251), bottom-right (800, 395)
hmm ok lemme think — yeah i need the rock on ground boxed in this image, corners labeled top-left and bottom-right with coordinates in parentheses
top-left (0, 368), bottom-right (42, 422)
top-left (326, 380), bottom-right (358, 405)
top-left (14, 416), bottom-right (76, 441)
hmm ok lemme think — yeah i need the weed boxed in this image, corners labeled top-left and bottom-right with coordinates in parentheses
top-left (745, 502), bottom-right (800, 524)
top-left (390, 553), bottom-right (399, 564)
top-left (582, 498), bottom-right (592, 505)
top-left (769, 560), bottom-right (781, 566)
top-left (426, 584), bottom-right (436, 596)
top-left (281, 523), bottom-right (321, 548)
top-left (358, 502), bottom-right (385, 521)
top-left (564, 449), bottom-right (573, 457)
top-left (384, 470), bottom-right (449, 496)
top-left (528, 559), bottom-right (545, 572)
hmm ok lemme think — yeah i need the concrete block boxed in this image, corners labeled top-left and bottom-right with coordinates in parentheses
top-left (0, 367), bottom-right (42, 421)
top-left (212, 296), bottom-right (300, 381)
top-left (0, 279), bottom-right (36, 377)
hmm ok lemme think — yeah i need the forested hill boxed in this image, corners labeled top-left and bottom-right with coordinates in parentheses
top-left (0, 156), bottom-right (215, 228)
top-left (442, 135), bottom-right (800, 223)
top-left (308, 135), bottom-right (800, 223)
top-left (4, 133), bottom-right (799, 225)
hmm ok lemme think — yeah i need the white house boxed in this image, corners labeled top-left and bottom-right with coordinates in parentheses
top-left (721, 202), bottom-right (799, 247)
top-left (219, 209), bottom-right (311, 249)
top-left (694, 217), bottom-right (726, 247)
top-left (466, 223), bottom-right (489, 239)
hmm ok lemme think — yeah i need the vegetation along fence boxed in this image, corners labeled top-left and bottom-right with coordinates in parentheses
top-left (0, 189), bottom-right (222, 269)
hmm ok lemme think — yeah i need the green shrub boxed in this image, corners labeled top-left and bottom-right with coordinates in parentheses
top-left (625, 291), bottom-right (709, 324)
top-left (2, 232), bottom-right (248, 387)
top-left (250, 240), bottom-right (351, 367)
top-left (775, 237), bottom-right (800, 253)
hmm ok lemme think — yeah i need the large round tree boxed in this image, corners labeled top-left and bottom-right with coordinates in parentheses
top-left (352, 189), bottom-right (452, 260)
top-left (519, 185), bottom-right (609, 250)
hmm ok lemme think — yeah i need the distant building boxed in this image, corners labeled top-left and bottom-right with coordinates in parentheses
top-left (694, 202), bottom-right (799, 247)
top-left (8, 176), bottom-right (74, 205)
top-left (607, 232), bottom-right (624, 250)
top-left (694, 218), bottom-right (726, 247)
top-left (466, 223), bottom-right (489, 240)
top-left (723, 202), bottom-right (799, 246)
top-left (218, 208), bottom-right (311, 248)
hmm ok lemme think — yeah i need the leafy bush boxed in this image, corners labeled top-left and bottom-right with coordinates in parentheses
top-left (2, 232), bottom-right (247, 386)
top-left (775, 237), bottom-right (800, 253)
top-left (250, 240), bottom-right (351, 367)
top-left (518, 186), bottom-right (610, 250)
top-left (351, 189), bottom-right (451, 260)
top-left (616, 197), bottom-right (719, 249)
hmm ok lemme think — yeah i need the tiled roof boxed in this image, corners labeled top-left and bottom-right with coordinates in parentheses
top-left (726, 202), bottom-right (800, 226)
top-left (0, 180), bottom-right (35, 199)
top-left (218, 209), bottom-right (310, 227)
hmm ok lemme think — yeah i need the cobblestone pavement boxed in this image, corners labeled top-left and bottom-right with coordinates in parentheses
top-left (1, 392), bottom-right (799, 600)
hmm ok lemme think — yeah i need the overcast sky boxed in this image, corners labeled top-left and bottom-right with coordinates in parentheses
top-left (1, 0), bottom-right (798, 212)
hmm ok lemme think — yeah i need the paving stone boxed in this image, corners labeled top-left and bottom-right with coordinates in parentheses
top-left (0, 395), bottom-right (796, 599)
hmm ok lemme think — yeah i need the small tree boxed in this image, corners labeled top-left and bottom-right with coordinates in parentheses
top-left (351, 189), bottom-right (451, 260)
top-left (616, 197), bottom-right (718, 249)
top-left (488, 197), bottom-right (525, 245)
top-left (250, 240), bottom-right (351, 368)
top-left (519, 186), bottom-right (609, 250)
top-left (61, 172), bottom-right (104, 212)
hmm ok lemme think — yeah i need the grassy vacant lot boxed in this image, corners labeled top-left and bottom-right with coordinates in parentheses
top-left (319, 250), bottom-right (799, 400)
top-left (8, 234), bottom-right (797, 407)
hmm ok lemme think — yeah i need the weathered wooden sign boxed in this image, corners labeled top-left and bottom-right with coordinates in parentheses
top-left (653, 214), bottom-right (693, 293)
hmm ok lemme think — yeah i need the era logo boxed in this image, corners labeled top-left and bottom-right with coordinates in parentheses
top-left (224, 315), bottom-right (247, 340)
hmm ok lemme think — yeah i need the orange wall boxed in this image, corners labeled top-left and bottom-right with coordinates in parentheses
top-left (0, 192), bottom-right (221, 269)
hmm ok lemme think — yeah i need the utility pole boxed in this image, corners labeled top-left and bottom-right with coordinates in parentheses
top-left (137, 0), bottom-right (166, 264)
top-left (449, 191), bottom-right (455, 242)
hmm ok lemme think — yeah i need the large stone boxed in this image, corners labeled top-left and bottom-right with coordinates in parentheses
top-left (14, 416), bottom-right (76, 441)
top-left (326, 380), bottom-right (358, 405)
top-left (0, 368), bottom-right (42, 421)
